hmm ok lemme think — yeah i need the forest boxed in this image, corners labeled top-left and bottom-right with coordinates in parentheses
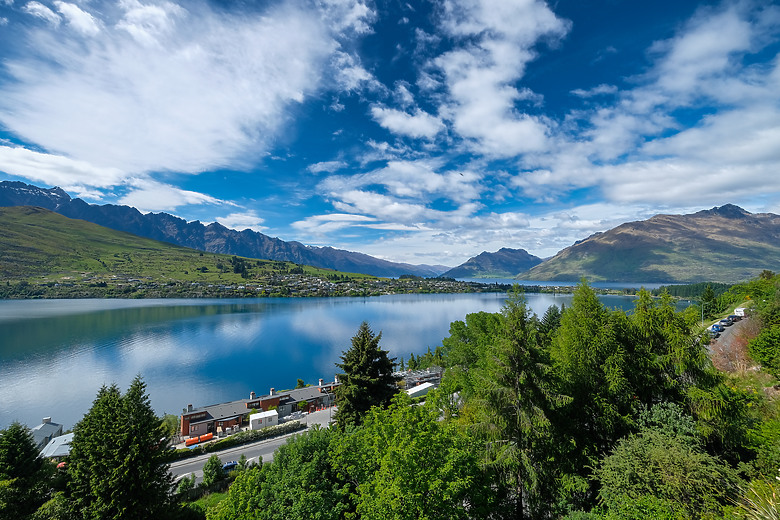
top-left (2, 272), bottom-right (780, 520)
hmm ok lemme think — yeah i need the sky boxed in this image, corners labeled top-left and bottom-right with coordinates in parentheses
top-left (0, 0), bottom-right (779, 267)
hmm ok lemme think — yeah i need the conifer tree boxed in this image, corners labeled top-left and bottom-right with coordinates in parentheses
top-left (68, 376), bottom-right (173, 520)
top-left (334, 322), bottom-right (399, 427)
top-left (0, 422), bottom-right (51, 519)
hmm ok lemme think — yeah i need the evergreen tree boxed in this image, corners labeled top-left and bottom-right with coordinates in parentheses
top-left (68, 376), bottom-right (173, 520)
top-left (0, 422), bottom-right (51, 520)
top-left (474, 291), bottom-right (570, 519)
top-left (334, 322), bottom-right (399, 427)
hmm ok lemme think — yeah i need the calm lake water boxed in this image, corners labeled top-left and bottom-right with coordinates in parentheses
top-left (0, 292), bottom-right (663, 430)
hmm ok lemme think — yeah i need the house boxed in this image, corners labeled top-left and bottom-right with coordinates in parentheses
top-left (406, 381), bottom-right (434, 398)
top-left (40, 432), bottom-right (74, 459)
top-left (179, 390), bottom-right (282, 437)
top-left (249, 410), bottom-right (278, 430)
top-left (179, 381), bottom-right (340, 438)
top-left (31, 418), bottom-right (63, 450)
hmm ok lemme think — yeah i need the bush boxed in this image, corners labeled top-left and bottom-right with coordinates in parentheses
top-left (749, 325), bottom-right (780, 376)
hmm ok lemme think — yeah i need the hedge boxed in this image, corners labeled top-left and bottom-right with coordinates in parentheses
top-left (171, 421), bottom-right (306, 461)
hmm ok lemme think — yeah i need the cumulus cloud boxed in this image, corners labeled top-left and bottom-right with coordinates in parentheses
top-left (430, 0), bottom-right (570, 157)
top-left (216, 211), bottom-right (267, 232)
top-left (370, 106), bottom-right (444, 139)
top-left (570, 84), bottom-right (618, 98)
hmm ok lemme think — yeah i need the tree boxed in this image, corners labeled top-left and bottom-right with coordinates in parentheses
top-left (202, 455), bottom-right (224, 488)
top-left (594, 404), bottom-right (739, 519)
top-left (331, 393), bottom-right (497, 520)
top-left (334, 322), bottom-right (399, 427)
top-left (208, 427), bottom-right (349, 520)
top-left (67, 376), bottom-right (173, 520)
top-left (0, 422), bottom-right (51, 519)
top-left (471, 291), bottom-right (570, 519)
top-left (295, 378), bottom-right (306, 389)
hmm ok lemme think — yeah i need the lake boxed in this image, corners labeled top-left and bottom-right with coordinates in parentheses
top-left (0, 292), bottom-right (664, 430)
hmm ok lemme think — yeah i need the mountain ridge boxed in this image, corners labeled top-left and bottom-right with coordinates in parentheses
top-left (441, 247), bottom-right (542, 278)
top-left (518, 204), bottom-right (780, 283)
top-left (0, 181), bottom-right (448, 278)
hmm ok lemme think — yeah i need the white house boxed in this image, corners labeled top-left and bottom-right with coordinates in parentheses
top-left (406, 382), bottom-right (434, 398)
top-left (249, 409), bottom-right (278, 430)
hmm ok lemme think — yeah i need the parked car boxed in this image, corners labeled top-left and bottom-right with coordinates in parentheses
top-left (728, 314), bottom-right (741, 322)
top-left (222, 461), bottom-right (238, 472)
top-left (710, 324), bottom-right (725, 333)
top-left (718, 318), bottom-right (732, 327)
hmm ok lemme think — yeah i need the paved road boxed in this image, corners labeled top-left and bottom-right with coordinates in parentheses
top-left (170, 407), bottom-right (335, 484)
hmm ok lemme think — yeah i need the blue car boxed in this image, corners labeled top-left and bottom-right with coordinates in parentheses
top-left (711, 324), bottom-right (725, 333)
top-left (222, 461), bottom-right (238, 472)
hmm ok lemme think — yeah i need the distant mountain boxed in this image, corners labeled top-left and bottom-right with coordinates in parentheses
top-left (0, 181), bottom-right (448, 278)
top-left (518, 205), bottom-right (780, 283)
top-left (441, 248), bottom-right (542, 278)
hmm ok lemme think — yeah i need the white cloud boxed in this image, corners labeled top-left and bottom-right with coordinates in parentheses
top-left (570, 84), bottom-right (618, 98)
top-left (118, 179), bottom-right (225, 213)
top-left (216, 211), bottom-right (267, 232)
top-left (429, 0), bottom-right (569, 157)
top-left (370, 106), bottom-right (444, 139)
top-left (0, 0), bottom-right (372, 180)
top-left (54, 1), bottom-right (100, 36)
top-left (0, 145), bottom-right (125, 187)
top-left (308, 160), bottom-right (347, 174)
top-left (320, 159), bottom-right (483, 204)
top-left (23, 1), bottom-right (61, 26)
top-left (291, 213), bottom-right (378, 234)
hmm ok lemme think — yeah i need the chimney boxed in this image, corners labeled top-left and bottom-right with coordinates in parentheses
top-left (318, 378), bottom-right (324, 386)
top-left (250, 391), bottom-right (256, 400)
top-left (270, 388), bottom-right (275, 396)
top-left (42, 417), bottom-right (52, 424)
top-left (187, 404), bottom-right (193, 412)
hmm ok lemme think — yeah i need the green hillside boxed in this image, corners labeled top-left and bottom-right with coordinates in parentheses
top-left (0, 206), bottom-right (373, 292)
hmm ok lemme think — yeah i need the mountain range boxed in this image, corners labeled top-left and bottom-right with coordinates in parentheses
top-left (3, 181), bottom-right (779, 283)
top-left (0, 181), bottom-right (447, 278)
top-left (518, 204), bottom-right (780, 283)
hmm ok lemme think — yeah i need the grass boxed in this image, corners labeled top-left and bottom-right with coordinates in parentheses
top-left (0, 206), bottom-right (375, 285)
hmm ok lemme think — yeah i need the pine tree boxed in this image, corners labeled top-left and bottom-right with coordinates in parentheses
top-left (68, 376), bottom-right (173, 520)
top-left (0, 422), bottom-right (51, 519)
top-left (334, 322), bottom-right (399, 427)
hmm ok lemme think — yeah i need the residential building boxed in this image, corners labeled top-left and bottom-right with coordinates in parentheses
top-left (31, 418), bottom-right (63, 450)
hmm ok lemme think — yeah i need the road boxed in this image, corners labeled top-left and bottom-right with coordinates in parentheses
top-left (170, 407), bottom-right (335, 483)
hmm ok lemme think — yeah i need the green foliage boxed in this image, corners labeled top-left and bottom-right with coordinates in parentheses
top-left (295, 378), bottom-right (306, 389)
top-left (171, 421), bottom-right (305, 460)
top-left (749, 325), bottom-right (780, 377)
top-left (469, 291), bottom-right (570, 517)
top-left (202, 455), bottom-right (224, 488)
top-left (331, 393), bottom-right (498, 520)
top-left (208, 427), bottom-right (349, 520)
top-left (334, 322), bottom-right (399, 428)
top-left (176, 474), bottom-right (197, 495)
top-left (67, 376), bottom-right (173, 520)
top-left (736, 474), bottom-right (780, 520)
top-left (0, 422), bottom-right (53, 520)
top-left (594, 427), bottom-right (739, 519)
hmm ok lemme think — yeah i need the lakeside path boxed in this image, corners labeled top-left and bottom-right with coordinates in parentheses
top-left (170, 408), bottom-right (334, 484)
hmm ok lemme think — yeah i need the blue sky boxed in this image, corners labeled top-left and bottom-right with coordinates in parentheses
top-left (0, 0), bottom-right (779, 267)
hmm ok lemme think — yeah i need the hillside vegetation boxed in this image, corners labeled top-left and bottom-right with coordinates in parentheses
top-left (0, 206), bottom-right (494, 299)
